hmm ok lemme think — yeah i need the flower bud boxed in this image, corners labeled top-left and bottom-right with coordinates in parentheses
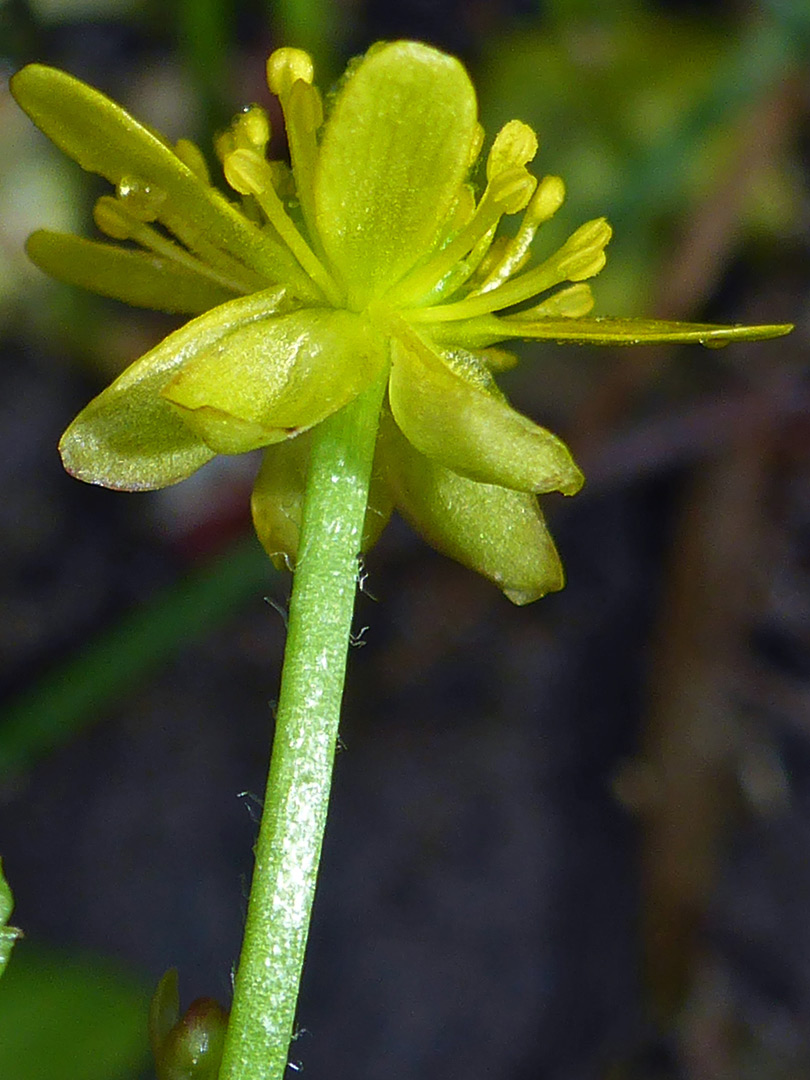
top-left (150, 970), bottom-right (229, 1080)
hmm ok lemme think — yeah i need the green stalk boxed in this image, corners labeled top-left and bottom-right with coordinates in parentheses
top-left (218, 368), bottom-right (387, 1080)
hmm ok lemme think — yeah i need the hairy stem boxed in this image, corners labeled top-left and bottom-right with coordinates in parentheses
top-left (218, 370), bottom-right (387, 1080)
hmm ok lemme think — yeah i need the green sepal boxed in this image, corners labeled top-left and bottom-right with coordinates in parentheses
top-left (9, 64), bottom-right (312, 292)
top-left (149, 969), bottom-right (180, 1062)
top-left (496, 316), bottom-right (795, 346)
top-left (163, 309), bottom-right (388, 455)
top-left (389, 324), bottom-right (583, 495)
top-left (380, 412), bottom-right (564, 603)
top-left (251, 433), bottom-right (393, 570)
top-left (0, 859), bottom-right (22, 979)
top-left (60, 287), bottom-right (293, 489)
top-left (26, 231), bottom-right (241, 315)
top-left (314, 41), bottom-right (478, 307)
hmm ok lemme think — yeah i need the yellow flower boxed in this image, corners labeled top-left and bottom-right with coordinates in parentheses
top-left (11, 41), bottom-right (791, 603)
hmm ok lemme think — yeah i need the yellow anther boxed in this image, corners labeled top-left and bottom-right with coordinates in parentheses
top-left (509, 283), bottom-right (595, 320)
top-left (557, 218), bottom-right (612, 280)
top-left (468, 122), bottom-right (485, 168)
top-left (486, 120), bottom-right (538, 181)
top-left (223, 148), bottom-right (269, 197)
top-left (526, 175), bottom-right (565, 225)
top-left (488, 166), bottom-right (537, 214)
top-left (174, 138), bottom-right (211, 185)
top-left (214, 129), bottom-right (237, 165)
top-left (266, 48), bottom-right (315, 98)
top-left (94, 195), bottom-right (136, 240)
top-left (232, 105), bottom-right (271, 154)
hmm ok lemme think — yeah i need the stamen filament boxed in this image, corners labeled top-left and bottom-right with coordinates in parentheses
top-left (93, 196), bottom-right (255, 294)
top-left (224, 149), bottom-right (343, 306)
top-left (390, 168), bottom-right (535, 308)
top-left (283, 80), bottom-right (326, 260)
top-left (474, 175), bottom-right (565, 295)
top-left (410, 217), bottom-right (611, 324)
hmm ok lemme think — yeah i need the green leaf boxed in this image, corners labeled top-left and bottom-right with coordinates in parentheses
top-left (0, 946), bottom-right (150, 1080)
top-left (0, 860), bottom-right (21, 979)
top-left (389, 325), bottom-right (583, 495)
top-left (163, 309), bottom-right (387, 454)
top-left (380, 412), bottom-right (564, 604)
top-left (10, 64), bottom-right (312, 292)
top-left (26, 231), bottom-right (241, 315)
top-left (497, 315), bottom-right (795, 346)
top-left (314, 41), bottom-right (478, 306)
top-left (60, 287), bottom-right (293, 489)
top-left (251, 433), bottom-right (392, 569)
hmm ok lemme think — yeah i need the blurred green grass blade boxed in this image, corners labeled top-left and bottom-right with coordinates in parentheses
top-left (0, 535), bottom-right (275, 778)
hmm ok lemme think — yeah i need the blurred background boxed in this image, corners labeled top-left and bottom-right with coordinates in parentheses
top-left (0, 0), bottom-right (808, 1076)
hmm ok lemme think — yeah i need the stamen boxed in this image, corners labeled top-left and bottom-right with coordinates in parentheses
top-left (93, 196), bottom-right (252, 294)
top-left (174, 139), bottom-right (211, 184)
top-left (410, 217), bottom-right (612, 324)
top-left (266, 48), bottom-right (324, 256)
top-left (266, 48), bottom-right (314, 98)
top-left (234, 105), bottom-right (271, 154)
top-left (474, 175), bottom-right (565, 295)
top-left (223, 148), bottom-right (342, 305)
top-left (502, 282), bottom-right (594, 321)
top-left (390, 166), bottom-right (536, 307)
top-left (468, 122), bottom-right (485, 168)
top-left (486, 120), bottom-right (538, 180)
top-left (282, 80), bottom-right (324, 250)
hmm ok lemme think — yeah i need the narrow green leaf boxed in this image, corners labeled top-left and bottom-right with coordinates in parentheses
top-left (0, 860), bottom-right (21, 979)
top-left (26, 231), bottom-right (241, 315)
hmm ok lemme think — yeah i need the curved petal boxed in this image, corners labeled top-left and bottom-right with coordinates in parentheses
top-left (163, 309), bottom-right (388, 454)
top-left (26, 230), bottom-right (240, 315)
top-left (251, 434), bottom-right (392, 570)
top-left (389, 325), bottom-right (583, 495)
top-left (10, 64), bottom-right (311, 290)
top-left (314, 41), bottom-right (478, 306)
top-left (59, 287), bottom-right (292, 490)
top-left (494, 315), bottom-right (796, 346)
top-left (380, 412), bottom-right (564, 604)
